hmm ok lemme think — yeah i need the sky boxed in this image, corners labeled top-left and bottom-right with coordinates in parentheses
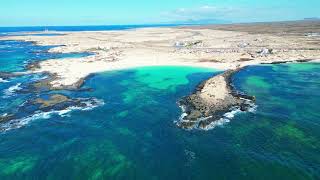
top-left (0, 0), bottom-right (319, 26)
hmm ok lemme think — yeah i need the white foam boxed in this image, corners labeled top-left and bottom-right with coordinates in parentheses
top-left (203, 101), bottom-right (257, 130)
top-left (178, 105), bottom-right (188, 121)
top-left (54, 98), bottom-right (105, 116)
top-left (223, 108), bottom-right (242, 119)
top-left (3, 83), bottom-right (22, 97)
top-left (1, 111), bottom-right (53, 132)
top-left (0, 98), bottom-right (105, 132)
top-left (201, 107), bottom-right (241, 131)
top-left (0, 78), bottom-right (9, 83)
top-left (1, 113), bottom-right (8, 117)
top-left (202, 118), bottom-right (231, 130)
top-left (31, 75), bottom-right (48, 81)
top-left (177, 100), bottom-right (257, 131)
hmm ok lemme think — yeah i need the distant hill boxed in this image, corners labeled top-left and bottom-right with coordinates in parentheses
top-left (304, 17), bottom-right (320, 21)
top-left (170, 19), bottom-right (231, 25)
top-left (180, 19), bottom-right (320, 35)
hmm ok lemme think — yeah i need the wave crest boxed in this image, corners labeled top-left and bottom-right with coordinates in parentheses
top-left (0, 98), bottom-right (105, 132)
top-left (177, 100), bottom-right (257, 131)
top-left (3, 83), bottom-right (22, 98)
top-left (0, 78), bottom-right (9, 83)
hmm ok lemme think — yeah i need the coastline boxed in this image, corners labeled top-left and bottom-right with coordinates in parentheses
top-left (1, 21), bottom-right (320, 129)
top-left (177, 67), bottom-right (256, 130)
top-left (1, 25), bottom-right (319, 89)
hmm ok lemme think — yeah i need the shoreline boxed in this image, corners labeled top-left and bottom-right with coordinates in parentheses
top-left (1, 25), bottom-right (319, 89)
top-left (177, 67), bottom-right (256, 130)
top-left (1, 22), bottom-right (320, 128)
top-left (24, 59), bottom-right (320, 91)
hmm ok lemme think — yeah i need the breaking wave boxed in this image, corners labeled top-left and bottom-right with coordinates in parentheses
top-left (203, 101), bottom-right (257, 130)
top-left (177, 100), bottom-right (257, 131)
top-left (0, 98), bottom-right (105, 132)
top-left (0, 78), bottom-right (9, 83)
top-left (3, 83), bottom-right (22, 97)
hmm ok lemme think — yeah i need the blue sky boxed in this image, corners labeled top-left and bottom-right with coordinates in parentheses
top-left (0, 0), bottom-right (319, 26)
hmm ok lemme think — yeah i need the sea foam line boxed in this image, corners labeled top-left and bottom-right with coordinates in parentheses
top-left (0, 78), bottom-right (9, 83)
top-left (0, 98), bottom-right (105, 132)
top-left (203, 101), bottom-right (257, 130)
top-left (177, 100), bottom-right (257, 131)
top-left (2, 83), bottom-right (22, 98)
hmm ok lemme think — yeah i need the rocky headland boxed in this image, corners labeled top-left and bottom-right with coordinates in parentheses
top-left (177, 68), bottom-right (255, 129)
top-left (0, 20), bottom-right (319, 129)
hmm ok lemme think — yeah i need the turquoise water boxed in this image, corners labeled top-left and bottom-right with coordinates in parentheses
top-left (0, 40), bottom-right (91, 72)
top-left (0, 39), bottom-right (320, 179)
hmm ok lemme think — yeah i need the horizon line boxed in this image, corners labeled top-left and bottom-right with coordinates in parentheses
top-left (0, 18), bottom-right (319, 28)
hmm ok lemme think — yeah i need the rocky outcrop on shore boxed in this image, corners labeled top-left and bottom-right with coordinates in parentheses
top-left (0, 94), bottom-right (104, 128)
top-left (177, 68), bottom-right (255, 129)
top-left (0, 22), bottom-right (319, 131)
top-left (31, 73), bottom-right (87, 91)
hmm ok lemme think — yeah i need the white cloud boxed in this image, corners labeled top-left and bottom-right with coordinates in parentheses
top-left (159, 4), bottom-right (313, 23)
top-left (160, 5), bottom-right (240, 22)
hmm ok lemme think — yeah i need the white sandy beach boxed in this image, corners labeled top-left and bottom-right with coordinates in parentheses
top-left (1, 27), bottom-right (320, 88)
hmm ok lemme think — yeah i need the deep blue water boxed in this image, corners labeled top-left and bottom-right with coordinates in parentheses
top-left (0, 34), bottom-right (319, 179)
top-left (0, 24), bottom-right (180, 34)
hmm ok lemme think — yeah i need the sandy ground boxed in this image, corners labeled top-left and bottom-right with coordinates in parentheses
top-left (1, 21), bottom-right (320, 88)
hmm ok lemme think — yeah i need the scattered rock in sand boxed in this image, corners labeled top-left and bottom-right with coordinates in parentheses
top-left (175, 40), bottom-right (203, 48)
top-left (305, 32), bottom-right (320, 37)
top-left (258, 48), bottom-right (273, 56)
top-left (238, 42), bottom-right (250, 48)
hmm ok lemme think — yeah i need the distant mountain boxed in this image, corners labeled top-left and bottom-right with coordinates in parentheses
top-left (170, 19), bottom-right (231, 25)
top-left (304, 17), bottom-right (320, 21)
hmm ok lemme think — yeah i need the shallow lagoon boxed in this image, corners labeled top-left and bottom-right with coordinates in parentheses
top-left (0, 40), bottom-right (319, 179)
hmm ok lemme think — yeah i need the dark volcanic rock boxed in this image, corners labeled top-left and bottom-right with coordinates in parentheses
top-left (28, 94), bottom-right (98, 112)
top-left (0, 94), bottom-right (104, 127)
top-left (0, 72), bottom-right (23, 80)
top-left (261, 59), bottom-right (314, 65)
top-left (26, 62), bottom-right (41, 71)
top-left (177, 68), bottom-right (255, 130)
top-left (0, 114), bottom-right (15, 123)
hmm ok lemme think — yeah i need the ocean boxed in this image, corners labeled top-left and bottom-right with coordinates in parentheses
top-left (0, 27), bottom-right (319, 179)
top-left (0, 24), bottom-right (179, 34)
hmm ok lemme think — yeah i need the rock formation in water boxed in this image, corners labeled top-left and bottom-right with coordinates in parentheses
top-left (178, 68), bottom-right (255, 129)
